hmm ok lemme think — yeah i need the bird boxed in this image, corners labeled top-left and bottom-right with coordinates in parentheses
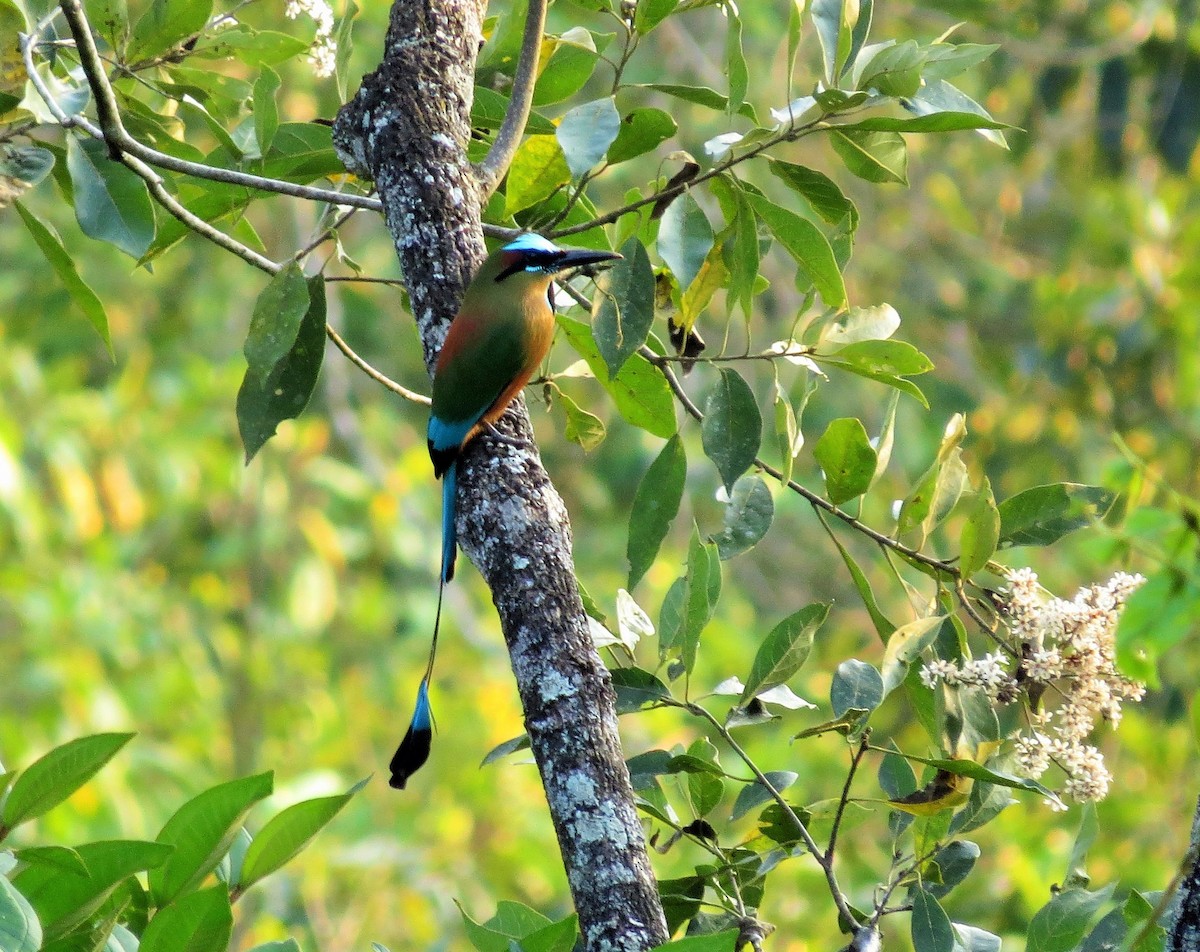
top-left (389, 232), bottom-right (622, 789)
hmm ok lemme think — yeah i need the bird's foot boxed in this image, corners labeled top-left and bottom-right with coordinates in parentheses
top-left (483, 421), bottom-right (533, 450)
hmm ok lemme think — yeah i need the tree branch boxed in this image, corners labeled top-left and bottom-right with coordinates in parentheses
top-left (54, 0), bottom-right (383, 210)
top-left (25, 6), bottom-right (430, 407)
top-left (332, 3), bottom-right (668, 950)
top-left (473, 0), bottom-right (546, 200)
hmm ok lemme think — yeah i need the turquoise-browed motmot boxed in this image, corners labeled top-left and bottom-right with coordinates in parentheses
top-left (389, 232), bottom-right (621, 788)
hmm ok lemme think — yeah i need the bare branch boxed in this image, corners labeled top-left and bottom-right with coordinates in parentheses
top-left (21, 17), bottom-right (430, 407)
top-left (474, 0), bottom-right (547, 200)
top-left (56, 0), bottom-right (382, 210)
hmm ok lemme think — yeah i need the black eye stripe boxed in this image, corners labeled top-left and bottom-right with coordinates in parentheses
top-left (494, 250), bottom-right (565, 282)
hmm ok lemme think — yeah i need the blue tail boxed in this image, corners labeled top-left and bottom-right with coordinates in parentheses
top-left (389, 678), bottom-right (433, 789)
top-left (390, 462), bottom-right (457, 789)
top-left (441, 461), bottom-right (458, 583)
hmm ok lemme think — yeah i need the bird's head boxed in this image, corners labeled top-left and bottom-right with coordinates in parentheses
top-left (491, 233), bottom-right (622, 283)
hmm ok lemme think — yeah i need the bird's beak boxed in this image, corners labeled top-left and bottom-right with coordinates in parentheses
top-left (553, 247), bottom-right (623, 272)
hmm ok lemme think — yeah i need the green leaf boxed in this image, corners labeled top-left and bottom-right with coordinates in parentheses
top-left (247, 942), bottom-right (302, 952)
top-left (149, 772), bottom-right (273, 907)
top-left (817, 339), bottom-right (933, 407)
top-left (237, 780), bottom-right (363, 889)
top-left (252, 67), bottom-right (281, 157)
top-left (65, 137), bottom-right (155, 258)
top-left (959, 478), bottom-right (999, 577)
top-left (709, 175), bottom-right (759, 317)
top-left (0, 876), bottom-right (42, 952)
top-left (857, 40), bottom-right (925, 97)
top-left (12, 846), bottom-right (89, 879)
top-left (658, 190), bottom-right (713, 292)
top-left (13, 840), bottom-right (173, 940)
top-left (830, 659), bottom-right (883, 717)
top-left (911, 888), bottom-right (954, 952)
top-left (829, 128), bottom-right (907, 184)
top-left (772, 379), bottom-right (800, 485)
top-left (925, 840), bottom-right (981, 899)
top-left (701, 368), bottom-right (761, 492)
top-left (821, 304), bottom-right (900, 347)
top-left (627, 435), bottom-right (686, 589)
top-left (607, 107), bottom-right (677, 164)
top-left (823, 520), bottom-right (894, 639)
top-left (768, 159), bottom-right (858, 228)
top-left (676, 527), bottom-right (721, 676)
top-left (825, 339), bottom-right (934, 375)
top-left (880, 616), bottom-right (944, 696)
top-left (238, 274), bottom-right (326, 463)
top-left (712, 474), bottom-right (773, 560)
top-left (1065, 803), bottom-right (1098, 884)
top-left (921, 43), bottom-right (999, 81)
top-left (140, 885), bottom-right (233, 952)
top-left (810, 0), bottom-right (847, 84)
top-left (192, 26), bottom-right (310, 67)
top-left (557, 390), bottom-right (606, 451)
top-left (533, 30), bottom-right (602, 106)
top-left (684, 739), bottom-right (723, 818)
top-left (1, 143), bottom-right (55, 188)
top-left (746, 193), bottom-right (846, 307)
top-left (634, 0), bottom-right (676, 32)
top-left (724, 3), bottom-right (747, 116)
top-left (2, 733), bottom-right (133, 830)
top-left (905, 79), bottom-right (1008, 147)
top-left (845, 0), bottom-right (873, 75)
top-left (740, 603), bottom-right (828, 703)
top-left (730, 771), bottom-right (798, 821)
top-left (85, 0), bottom-right (129, 50)
top-left (504, 135), bottom-right (570, 215)
top-left (1026, 885), bottom-right (1115, 952)
top-left (592, 237), bottom-right (655, 377)
top-left (14, 205), bottom-right (108, 348)
top-left (558, 315), bottom-right (676, 438)
top-left (243, 263), bottom-right (310, 386)
top-left (997, 483), bottom-right (1117, 548)
top-left (470, 86), bottom-right (556, 135)
top-left (904, 756), bottom-right (1059, 800)
top-left (641, 83), bottom-right (757, 122)
top-left (610, 667), bottom-right (670, 713)
top-left (813, 417), bottom-right (876, 505)
top-left (650, 929), bottom-right (739, 951)
top-left (128, 0), bottom-right (214, 60)
top-left (556, 97), bottom-right (620, 177)
top-left (519, 914), bottom-right (580, 952)
top-left (906, 447), bottom-right (967, 537)
top-left (949, 782), bottom-right (1015, 835)
top-left (460, 898), bottom-right (556, 952)
top-left (845, 112), bottom-right (1010, 134)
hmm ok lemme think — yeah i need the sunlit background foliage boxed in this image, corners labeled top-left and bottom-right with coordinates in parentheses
top-left (2, 0), bottom-right (1199, 949)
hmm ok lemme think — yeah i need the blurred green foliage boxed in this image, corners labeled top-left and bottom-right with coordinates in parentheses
top-left (2, 0), bottom-right (1200, 949)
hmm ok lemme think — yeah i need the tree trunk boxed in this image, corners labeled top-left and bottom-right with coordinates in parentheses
top-left (1166, 795), bottom-right (1200, 952)
top-left (331, 3), bottom-right (669, 949)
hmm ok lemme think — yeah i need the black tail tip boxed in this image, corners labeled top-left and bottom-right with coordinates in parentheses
top-left (388, 725), bottom-right (432, 789)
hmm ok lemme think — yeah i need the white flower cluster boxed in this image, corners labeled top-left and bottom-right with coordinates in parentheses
top-left (285, 0), bottom-right (337, 78)
top-left (920, 567), bottom-right (1146, 803)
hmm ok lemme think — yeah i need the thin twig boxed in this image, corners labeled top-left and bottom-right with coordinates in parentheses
top-left (644, 346), bottom-right (961, 577)
top-left (826, 732), bottom-right (872, 864)
top-left (548, 116), bottom-right (828, 239)
top-left (673, 698), bottom-right (862, 931)
top-left (474, 0), bottom-right (546, 200)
